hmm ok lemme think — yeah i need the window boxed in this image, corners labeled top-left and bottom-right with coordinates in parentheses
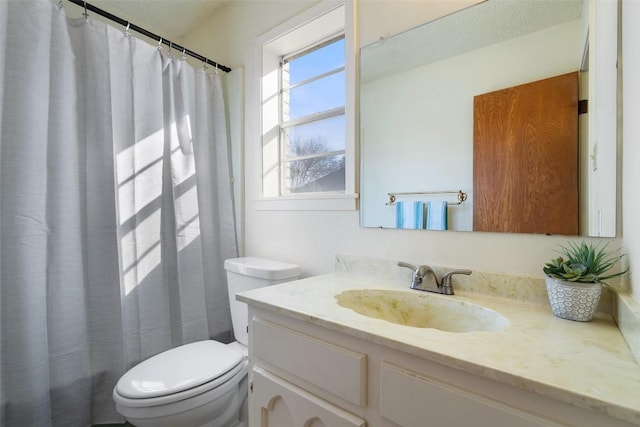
top-left (281, 36), bottom-right (346, 194)
top-left (257, 2), bottom-right (357, 210)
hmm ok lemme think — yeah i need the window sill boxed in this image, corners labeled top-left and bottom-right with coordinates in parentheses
top-left (255, 193), bottom-right (359, 211)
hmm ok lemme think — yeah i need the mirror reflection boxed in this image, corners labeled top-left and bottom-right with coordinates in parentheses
top-left (359, 0), bottom-right (617, 236)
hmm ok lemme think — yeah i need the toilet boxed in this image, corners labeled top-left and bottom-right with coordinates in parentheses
top-left (112, 257), bottom-right (300, 427)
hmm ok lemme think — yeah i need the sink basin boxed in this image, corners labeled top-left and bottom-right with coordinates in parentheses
top-left (335, 289), bottom-right (509, 333)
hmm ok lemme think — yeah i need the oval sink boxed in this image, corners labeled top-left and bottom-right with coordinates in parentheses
top-left (335, 289), bottom-right (509, 333)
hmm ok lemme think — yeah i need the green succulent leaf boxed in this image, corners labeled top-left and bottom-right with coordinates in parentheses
top-left (542, 242), bottom-right (628, 285)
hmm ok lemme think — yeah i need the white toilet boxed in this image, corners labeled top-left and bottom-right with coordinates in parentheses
top-left (112, 257), bottom-right (300, 427)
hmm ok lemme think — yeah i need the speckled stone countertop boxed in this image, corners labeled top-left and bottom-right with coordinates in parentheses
top-left (238, 271), bottom-right (640, 425)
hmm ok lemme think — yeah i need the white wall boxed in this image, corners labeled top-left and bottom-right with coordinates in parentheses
top-left (622, 0), bottom-right (640, 303)
top-left (183, 1), bottom-right (629, 286)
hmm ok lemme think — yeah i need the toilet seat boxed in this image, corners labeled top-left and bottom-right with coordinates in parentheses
top-left (113, 361), bottom-right (248, 426)
top-left (113, 361), bottom-right (246, 409)
top-left (114, 340), bottom-right (245, 407)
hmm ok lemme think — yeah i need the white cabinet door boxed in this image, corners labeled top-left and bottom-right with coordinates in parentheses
top-left (380, 362), bottom-right (562, 427)
top-left (251, 366), bottom-right (365, 427)
top-left (252, 318), bottom-right (367, 407)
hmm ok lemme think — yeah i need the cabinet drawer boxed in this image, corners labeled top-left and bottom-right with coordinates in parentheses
top-left (252, 366), bottom-right (365, 427)
top-left (252, 318), bottom-right (367, 407)
top-left (380, 362), bottom-right (560, 427)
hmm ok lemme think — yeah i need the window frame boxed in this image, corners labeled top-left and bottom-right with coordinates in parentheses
top-left (255, 1), bottom-right (358, 211)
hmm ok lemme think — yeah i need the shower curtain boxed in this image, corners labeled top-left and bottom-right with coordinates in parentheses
top-left (0, 1), bottom-right (238, 426)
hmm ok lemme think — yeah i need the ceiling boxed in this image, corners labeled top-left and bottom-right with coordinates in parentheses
top-left (89, 0), bottom-right (231, 40)
top-left (361, 0), bottom-right (584, 83)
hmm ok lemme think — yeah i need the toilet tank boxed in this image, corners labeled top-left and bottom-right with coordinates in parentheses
top-left (224, 257), bottom-right (300, 346)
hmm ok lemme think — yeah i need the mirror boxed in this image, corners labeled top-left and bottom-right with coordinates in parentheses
top-left (359, 0), bottom-right (618, 236)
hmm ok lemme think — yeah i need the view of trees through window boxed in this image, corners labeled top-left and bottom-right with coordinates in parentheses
top-left (289, 137), bottom-right (346, 192)
top-left (280, 35), bottom-right (346, 194)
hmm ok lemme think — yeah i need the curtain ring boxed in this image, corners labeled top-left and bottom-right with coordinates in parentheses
top-left (202, 59), bottom-right (208, 70)
top-left (82, 1), bottom-right (89, 18)
top-left (214, 63), bottom-right (219, 75)
top-left (181, 48), bottom-right (187, 62)
top-left (157, 38), bottom-right (163, 51)
top-left (168, 41), bottom-right (173, 58)
top-left (57, 0), bottom-right (64, 10)
top-left (124, 22), bottom-right (131, 37)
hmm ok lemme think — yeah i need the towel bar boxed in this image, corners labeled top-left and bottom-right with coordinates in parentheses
top-left (386, 190), bottom-right (467, 206)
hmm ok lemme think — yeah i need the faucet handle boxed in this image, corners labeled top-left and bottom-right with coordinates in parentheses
top-left (439, 269), bottom-right (472, 295)
top-left (398, 262), bottom-right (424, 288)
top-left (397, 261), bottom-right (417, 272)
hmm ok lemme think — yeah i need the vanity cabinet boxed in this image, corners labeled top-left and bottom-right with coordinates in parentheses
top-left (247, 307), bottom-right (636, 427)
top-left (252, 367), bottom-right (365, 427)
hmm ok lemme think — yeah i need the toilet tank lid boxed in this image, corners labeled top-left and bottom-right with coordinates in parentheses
top-left (224, 257), bottom-right (300, 280)
top-left (115, 340), bottom-right (243, 399)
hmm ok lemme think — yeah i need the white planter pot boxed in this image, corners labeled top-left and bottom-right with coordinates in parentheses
top-left (545, 276), bottom-right (602, 322)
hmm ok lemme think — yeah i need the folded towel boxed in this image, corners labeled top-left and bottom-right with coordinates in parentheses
top-left (426, 200), bottom-right (448, 230)
top-left (395, 201), bottom-right (426, 229)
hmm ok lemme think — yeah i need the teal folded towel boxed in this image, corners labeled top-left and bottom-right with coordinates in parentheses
top-left (395, 201), bottom-right (426, 229)
top-left (426, 200), bottom-right (448, 230)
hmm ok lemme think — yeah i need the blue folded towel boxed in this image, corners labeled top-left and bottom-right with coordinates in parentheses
top-left (395, 201), bottom-right (426, 229)
top-left (426, 200), bottom-right (448, 230)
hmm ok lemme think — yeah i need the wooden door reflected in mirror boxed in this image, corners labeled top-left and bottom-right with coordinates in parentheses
top-left (473, 72), bottom-right (579, 235)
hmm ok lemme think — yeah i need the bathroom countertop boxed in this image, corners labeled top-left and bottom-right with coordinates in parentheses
top-left (238, 272), bottom-right (640, 425)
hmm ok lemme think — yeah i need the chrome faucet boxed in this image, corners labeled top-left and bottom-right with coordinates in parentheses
top-left (398, 262), bottom-right (472, 295)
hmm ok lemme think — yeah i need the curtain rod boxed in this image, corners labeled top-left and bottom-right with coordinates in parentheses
top-left (65, 0), bottom-right (231, 73)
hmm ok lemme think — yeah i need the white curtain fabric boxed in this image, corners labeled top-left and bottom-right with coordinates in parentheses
top-left (0, 2), bottom-right (237, 426)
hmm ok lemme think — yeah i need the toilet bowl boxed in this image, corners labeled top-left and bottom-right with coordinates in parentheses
top-left (113, 257), bottom-right (300, 427)
top-left (113, 341), bottom-right (248, 427)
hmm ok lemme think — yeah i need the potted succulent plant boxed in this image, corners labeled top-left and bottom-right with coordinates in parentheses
top-left (543, 242), bottom-right (628, 321)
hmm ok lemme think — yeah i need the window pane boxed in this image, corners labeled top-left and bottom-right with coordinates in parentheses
top-left (283, 115), bottom-right (345, 158)
top-left (285, 154), bottom-right (346, 194)
top-left (285, 71), bottom-right (345, 120)
top-left (287, 37), bottom-right (345, 85)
